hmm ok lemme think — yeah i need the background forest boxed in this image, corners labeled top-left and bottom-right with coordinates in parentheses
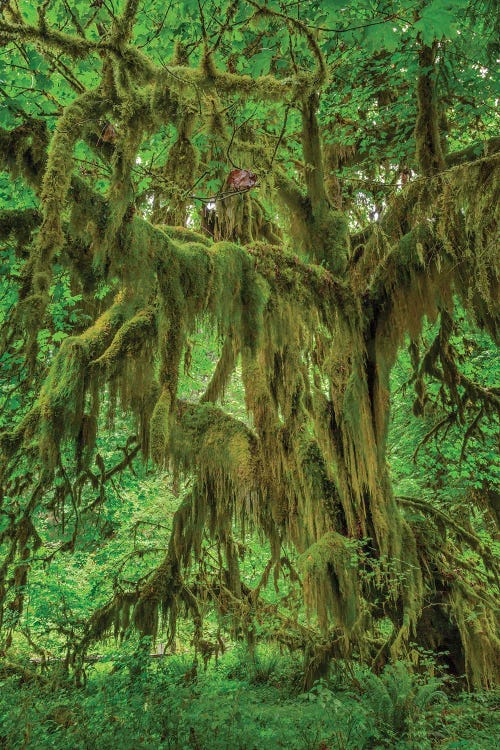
top-left (0, 0), bottom-right (499, 748)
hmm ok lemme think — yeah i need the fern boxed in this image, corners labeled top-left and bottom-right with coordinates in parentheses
top-left (362, 662), bottom-right (448, 746)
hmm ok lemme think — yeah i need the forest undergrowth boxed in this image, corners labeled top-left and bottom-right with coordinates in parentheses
top-left (1, 644), bottom-right (500, 750)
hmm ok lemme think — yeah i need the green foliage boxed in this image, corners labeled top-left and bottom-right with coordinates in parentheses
top-left (361, 661), bottom-right (448, 748)
top-left (1, 651), bottom-right (498, 749)
top-left (0, 0), bottom-right (498, 728)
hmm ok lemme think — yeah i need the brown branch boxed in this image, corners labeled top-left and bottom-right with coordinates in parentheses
top-left (190, 184), bottom-right (259, 203)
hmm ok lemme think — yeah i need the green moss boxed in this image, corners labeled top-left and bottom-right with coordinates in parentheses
top-left (25, 295), bottom-right (128, 468)
top-left (299, 531), bottom-right (360, 636)
top-left (37, 90), bottom-right (106, 269)
top-left (150, 387), bottom-right (171, 465)
top-left (91, 306), bottom-right (156, 377)
top-left (161, 226), bottom-right (212, 247)
top-left (449, 583), bottom-right (500, 690)
top-left (171, 402), bottom-right (257, 494)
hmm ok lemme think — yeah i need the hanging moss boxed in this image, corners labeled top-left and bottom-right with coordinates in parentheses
top-left (35, 90), bottom-right (107, 275)
top-left (299, 531), bottom-right (361, 639)
top-left (201, 330), bottom-right (239, 404)
top-left (91, 306), bottom-right (157, 377)
top-left (14, 295), bottom-right (128, 469)
top-left (170, 402), bottom-right (258, 500)
top-left (150, 387), bottom-right (171, 466)
top-left (153, 110), bottom-right (198, 226)
top-left (449, 583), bottom-right (500, 689)
top-left (0, 119), bottom-right (49, 188)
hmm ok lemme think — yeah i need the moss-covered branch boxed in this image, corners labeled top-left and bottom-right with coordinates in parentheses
top-left (0, 294), bottom-right (130, 466)
top-left (0, 18), bottom-right (101, 58)
top-left (35, 91), bottom-right (108, 282)
top-left (201, 331), bottom-right (239, 404)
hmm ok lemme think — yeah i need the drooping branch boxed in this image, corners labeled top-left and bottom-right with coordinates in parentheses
top-left (0, 17), bottom-right (101, 59)
top-left (33, 90), bottom-right (108, 287)
top-left (398, 496), bottom-right (499, 585)
top-left (365, 147), bottom-right (500, 345)
top-left (201, 331), bottom-right (240, 404)
top-left (0, 293), bottom-right (131, 465)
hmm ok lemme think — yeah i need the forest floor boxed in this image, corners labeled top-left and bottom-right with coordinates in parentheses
top-left (1, 645), bottom-right (499, 749)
